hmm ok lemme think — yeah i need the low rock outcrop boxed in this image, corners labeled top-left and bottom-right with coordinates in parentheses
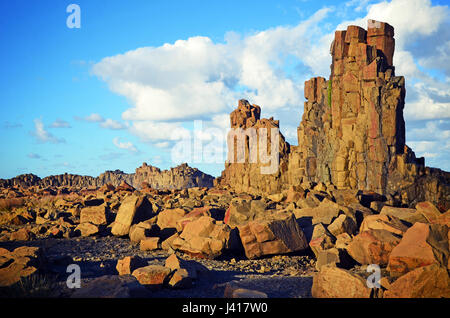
top-left (0, 163), bottom-right (214, 191)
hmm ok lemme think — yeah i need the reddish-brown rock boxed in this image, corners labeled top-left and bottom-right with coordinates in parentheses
top-left (384, 264), bottom-right (450, 298)
top-left (387, 222), bottom-right (449, 277)
top-left (131, 265), bottom-right (171, 288)
top-left (172, 216), bottom-right (239, 259)
top-left (346, 229), bottom-right (401, 265)
top-left (415, 201), bottom-right (441, 223)
top-left (359, 214), bottom-right (408, 236)
top-left (311, 265), bottom-right (371, 298)
top-left (75, 222), bottom-right (99, 237)
top-left (140, 237), bottom-right (160, 251)
top-left (238, 214), bottom-right (308, 259)
top-left (116, 256), bottom-right (147, 276)
top-left (0, 246), bottom-right (45, 287)
top-left (157, 208), bottom-right (186, 230)
top-left (111, 195), bottom-right (154, 236)
top-left (80, 205), bottom-right (108, 225)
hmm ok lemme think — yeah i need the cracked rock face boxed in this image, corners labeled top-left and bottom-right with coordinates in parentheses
top-left (219, 20), bottom-right (449, 210)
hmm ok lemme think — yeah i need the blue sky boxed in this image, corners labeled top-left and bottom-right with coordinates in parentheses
top-left (1, 0), bottom-right (449, 179)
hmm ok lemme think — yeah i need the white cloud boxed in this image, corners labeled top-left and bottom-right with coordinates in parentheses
top-left (404, 83), bottom-right (450, 120)
top-left (129, 121), bottom-right (190, 143)
top-left (79, 113), bottom-right (104, 122)
top-left (31, 119), bottom-right (65, 144)
top-left (113, 137), bottom-right (138, 153)
top-left (92, 8), bottom-right (332, 139)
top-left (76, 113), bottom-right (129, 130)
top-left (100, 118), bottom-right (127, 130)
top-left (50, 119), bottom-right (71, 128)
top-left (154, 141), bottom-right (170, 149)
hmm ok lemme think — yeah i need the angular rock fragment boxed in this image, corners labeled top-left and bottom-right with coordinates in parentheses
top-left (238, 214), bottom-right (308, 259)
top-left (111, 195), bottom-right (154, 236)
top-left (384, 264), bottom-right (450, 298)
top-left (387, 222), bottom-right (449, 277)
top-left (311, 265), bottom-right (371, 298)
top-left (346, 229), bottom-right (401, 265)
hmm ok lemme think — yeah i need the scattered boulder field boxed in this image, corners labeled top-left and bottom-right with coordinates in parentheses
top-left (0, 178), bottom-right (448, 298)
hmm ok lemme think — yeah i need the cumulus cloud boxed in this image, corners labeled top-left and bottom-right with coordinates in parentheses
top-left (75, 113), bottom-right (104, 122)
top-left (100, 118), bottom-right (127, 130)
top-left (31, 119), bottom-right (65, 144)
top-left (50, 119), bottom-right (71, 128)
top-left (113, 137), bottom-right (138, 153)
top-left (92, 8), bottom-right (331, 131)
top-left (76, 113), bottom-right (128, 130)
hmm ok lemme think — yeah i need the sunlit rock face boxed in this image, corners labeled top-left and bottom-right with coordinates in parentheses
top-left (219, 20), bottom-right (449, 210)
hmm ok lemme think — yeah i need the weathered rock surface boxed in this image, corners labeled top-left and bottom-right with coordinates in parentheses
top-left (131, 265), bottom-right (171, 288)
top-left (111, 195), bottom-right (154, 236)
top-left (311, 265), bottom-right (371, 298)
top-left (116, 256), bottom-right (147, 276)
top-left (172, 216), bottom-right (239, 259)
top-left (238, 214), bottom-right (308, 259)
top-left (346, 229), bottom-right (401, 265)
top-left (384, 264), bottom-right (450, 298)
top-left (387, 222), bottom-right (449, 277)
top-left (0, 246), bottom-right (45, 287)
top-left (79, 205), bottom-right (108, 225)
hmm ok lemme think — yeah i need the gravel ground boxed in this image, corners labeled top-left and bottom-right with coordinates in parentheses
top-left (0, 236), bottom-right (316, 298)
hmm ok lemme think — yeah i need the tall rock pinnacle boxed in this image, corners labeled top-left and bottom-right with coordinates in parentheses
top-left (219, 20), bottom-right (450, 210)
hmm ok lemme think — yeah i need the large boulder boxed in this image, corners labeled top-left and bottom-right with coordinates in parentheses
top-left (132, 265), bottom-right (171, 289)
top-left (308, 223), bottom-right (336, 258)
top-left (74, 222), bottom-right (99, 237)
top-left (238, 213), bottom-right (308, 259)
top-left (380, 206), bottom-right (427, 225)
top-left (224, 199), bottom-right (267, 227)
top-left (129, 221), bottom-right (159, 243)
top-left (172, 216), bottom-right (240, 259)
top-left (327, 214), bottom-right (357, 237)
top-left (156, 208), bottom-right (186, 230)
top-left (415, 201), bottom-right (442, 223)
top-left (111, 195), bottom-right (154, 236)
top-left (0, 246), bottom-right (46, 287)
top-left (359, 214), bottom-right (408, 236)
top-left (311, 265), bottom-right (371, 298)
top-left (387, 222), bottom-right (449, 277)
top-left (384, 264), bottom-right (450, 298)
top-left (346, 229), bottom-right (401, 265)
top-left (79, 205), bottom-right (108, 225)
top-left (116, 256), bottom-right (147, 276)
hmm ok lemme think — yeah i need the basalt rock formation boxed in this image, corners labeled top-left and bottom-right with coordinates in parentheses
top-left (0, 163), bottom-right (214, 190)
top-left (219, 20), bottom-right (450, 210)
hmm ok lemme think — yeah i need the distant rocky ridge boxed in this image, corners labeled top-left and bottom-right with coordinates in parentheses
top-left (0, 163), bottom-right (215, 190)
